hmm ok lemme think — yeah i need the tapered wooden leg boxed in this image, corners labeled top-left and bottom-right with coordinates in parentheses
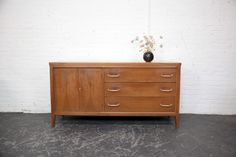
top-left (51, 114), bottom-right (56, 128)
top-left (175, 115), bottom-right (179, 128)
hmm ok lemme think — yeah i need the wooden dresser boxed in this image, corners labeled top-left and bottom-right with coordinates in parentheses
top-left (50, 62), bottom-right (181, 128)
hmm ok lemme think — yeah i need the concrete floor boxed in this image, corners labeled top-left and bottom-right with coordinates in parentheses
top-left (0, 113), bottom-right (235, 157)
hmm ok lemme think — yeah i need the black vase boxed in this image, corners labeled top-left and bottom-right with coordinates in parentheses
top-left (143, 52), bottom-right (154, 62)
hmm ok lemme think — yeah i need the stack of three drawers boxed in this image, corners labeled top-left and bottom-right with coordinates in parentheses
top-left (104, 66), bottom-right (180, 128)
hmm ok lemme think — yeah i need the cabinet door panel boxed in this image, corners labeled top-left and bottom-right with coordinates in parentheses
top-left (54, 69), bottom-right (80, 112)
top-left (79, 69), bottom-right (104, 112)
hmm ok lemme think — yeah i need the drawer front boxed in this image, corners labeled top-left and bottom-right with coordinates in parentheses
top-left (105, 83), bottom-right (176, 97)
top-left (105, 97), bottom-right (175, 112)
top-left (105, 68), bottom-right (176, 82)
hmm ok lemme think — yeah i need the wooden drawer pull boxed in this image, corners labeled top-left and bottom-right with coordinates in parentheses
top-left (160, 74), bottom-right (174, 78)
top-left (160, 104), bottom-right (173, 107)
top-left (107, 73), bottom-right (120, 78)
top-left (160, 88), bottom-right (173, 92)
top-left (107, 88), bottom-right (120, 92)
top-left (107, 103), bottom-right (120, 107)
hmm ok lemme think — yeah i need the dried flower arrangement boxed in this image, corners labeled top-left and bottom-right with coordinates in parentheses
top-left (131, 35), bottom-right (163, 62)
top-left (131, 35), bottom-right (156, 53)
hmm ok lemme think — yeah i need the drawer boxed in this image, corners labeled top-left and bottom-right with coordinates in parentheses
top-left (105, 68), bottom-right (176, 82)
top-left (105, 97), bottom-right (175, 112)
top-left (105, 83), bottom-right (176, 97)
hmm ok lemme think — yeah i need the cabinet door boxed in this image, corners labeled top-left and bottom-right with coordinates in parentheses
top-left (54, 68), bottom-right (80, 113)
top-left (79, 69), bottom-right (104, 112)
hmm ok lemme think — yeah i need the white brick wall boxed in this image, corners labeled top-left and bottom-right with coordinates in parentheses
top-left (0, 0), bottom-right (236, 114)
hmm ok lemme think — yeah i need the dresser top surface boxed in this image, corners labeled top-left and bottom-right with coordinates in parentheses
top-left (50, 62), bottom-right (181, 68)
